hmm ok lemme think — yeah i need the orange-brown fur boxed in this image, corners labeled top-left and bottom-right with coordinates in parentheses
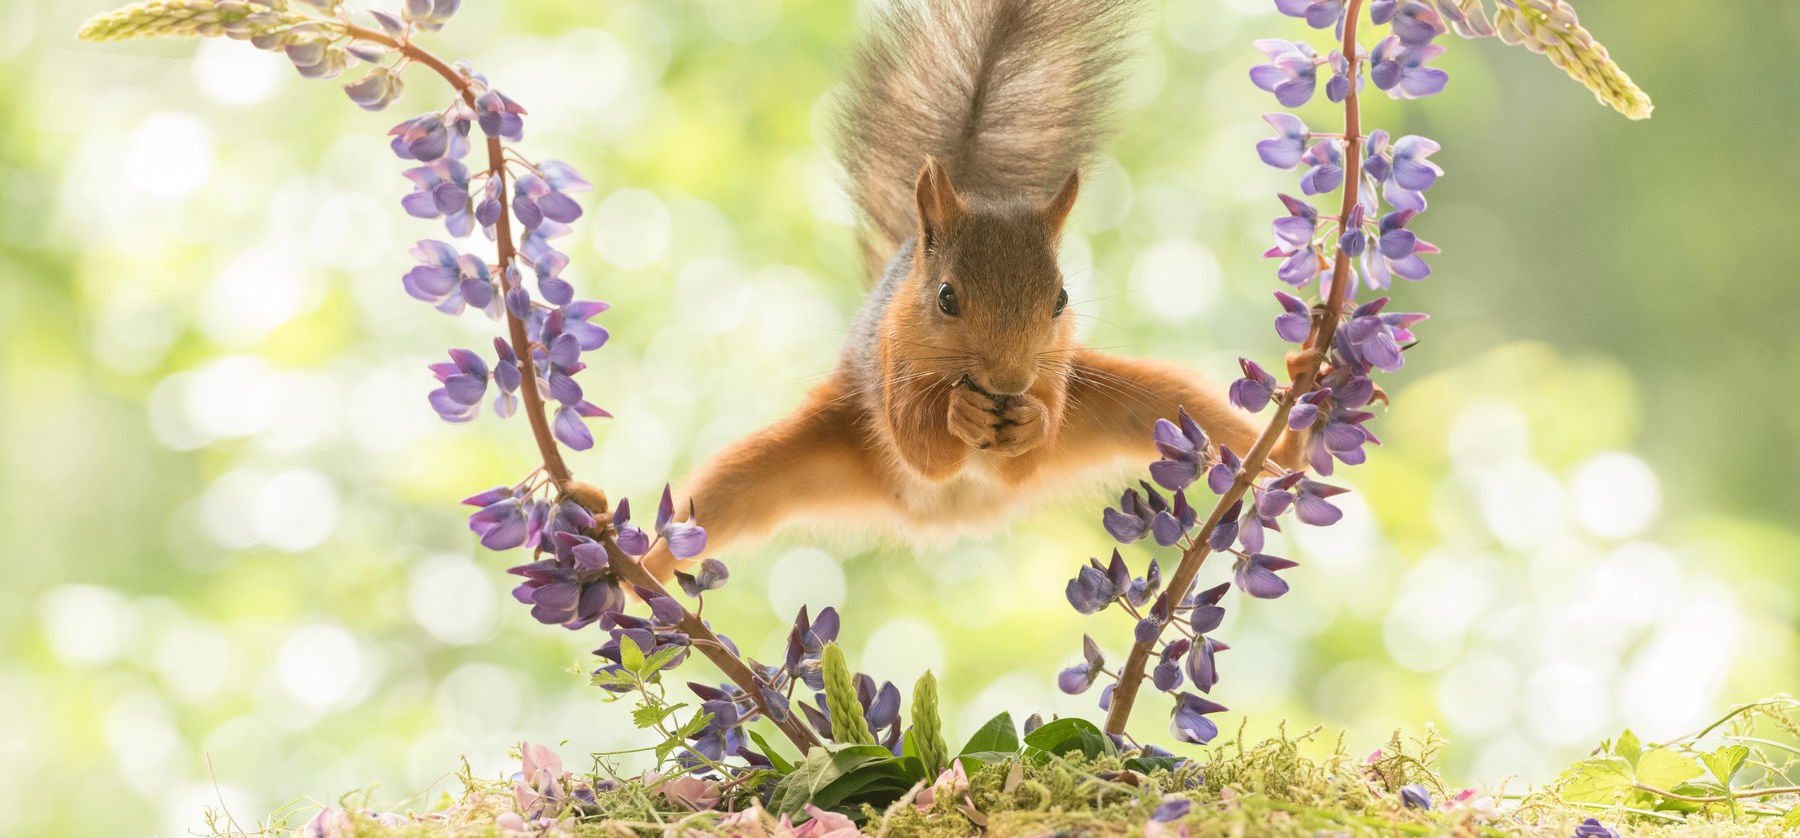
top-left (643, 0), bottom-right (1303, 578)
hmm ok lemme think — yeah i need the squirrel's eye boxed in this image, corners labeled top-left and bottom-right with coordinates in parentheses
top-left (937, 282), bottom-right (960, 317)
top-left (1053, 287), bottom-right (1069, 317)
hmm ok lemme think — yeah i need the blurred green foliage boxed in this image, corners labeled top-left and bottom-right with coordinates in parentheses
top-left (1, 1), bottom-right (1796, 836)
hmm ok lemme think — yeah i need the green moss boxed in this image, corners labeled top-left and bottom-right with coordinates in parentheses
top-left (239, 719), bottom-right (1796, 838)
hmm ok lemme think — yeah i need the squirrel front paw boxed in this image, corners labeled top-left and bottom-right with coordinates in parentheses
top-left (947, 384), bottom-right (1002, 450)
top-left (946, 383), bottom-right (1050, 458)
top-left (990, 394), bottom-right (1050, 457)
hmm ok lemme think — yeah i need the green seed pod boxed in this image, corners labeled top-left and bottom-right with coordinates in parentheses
top-left (821, 643), bottom-right (875, 745)
top-left (911, 670), bottom-right (948, 775)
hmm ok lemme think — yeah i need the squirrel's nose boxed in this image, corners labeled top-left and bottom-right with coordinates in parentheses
top-left (980, 369), bottom-right (1035, 396)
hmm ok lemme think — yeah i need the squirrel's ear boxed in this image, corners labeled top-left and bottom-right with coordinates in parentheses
top-left (1044, 170), bottom-right (1080, 235)
top-left (914, 156), bottom-right (963, 249)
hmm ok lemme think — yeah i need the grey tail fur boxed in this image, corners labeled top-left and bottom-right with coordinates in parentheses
top-left (834, 0), bottom-right (1143, 271)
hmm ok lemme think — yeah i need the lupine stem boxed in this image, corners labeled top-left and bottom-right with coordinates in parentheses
top-left (344, 23), bottom-right (819, 753)
top-left (344, 24), bottom-right (572, 490)
top-left (1103, 0), bottom-right (1369, 737)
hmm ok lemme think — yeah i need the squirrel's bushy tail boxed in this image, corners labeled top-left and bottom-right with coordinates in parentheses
top-left (836, 0), bottom-right (1142, 262)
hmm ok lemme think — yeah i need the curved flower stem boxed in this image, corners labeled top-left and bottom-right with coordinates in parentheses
top-left (601, 533), bottom-right (824, 751)
top-left (344, 24), bottom-right (819, 753)
top-left (344, 23), bottom-right (572, 491)
top-left (1103, 0), bottom-right (1368, 736)
top-left (1632, 784), bottom-right (1800, 804)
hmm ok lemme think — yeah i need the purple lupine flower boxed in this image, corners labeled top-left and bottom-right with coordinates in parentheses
top-left (1274, 291), bottom-right (1313, 343)
top-left (1338, 204), bottom-right (1368, 259)
top-left (1340, 296), bottom-right (1428, 373)
top-left (1294, 479), bottom-right (1350, 526)
top-left (285, 39), bottom-right (348, 80)
top-left (1273, 0), bottom-right (1345, 30)
top-left (532, 246), bottom-right (574, 306)
top-left (1249, 39), bottom-right (1319, 108)
top-left (1389, 1), bottom-right (1446, 45)
top-left (1390, 135), bottom-right (1443, 192)
top-left (1152, 639), bottom-right (1187, 691)
top-left (1229, 358), bottom-right (1279, 412)
top-left (490, 337), bottom-right (521, 418)
top-left (343, 66), bottom-right (404, 111)
top-left (1057, 635), bottom-right (1106, 695)
top-left (1149, 407), bottom-right (1210, 492)
top-left (401, 158), bottom-right (476, 237)
top-left (1066, 564), bottom-right (1113, 614)
top-left (1208, 500), bottom-right (1242, 551)
top-left (427, 348), bottom-right (489, 422)
top-left (1367, 133), bottom-right (1444, 213)
top-left (1151, 798), bottom-right (1192, 822)
top-left (1236, 553), bottom-right (1300, 599)
top-left (1362, 211), bottom-right (1437, 288)
top-left (674, 558), bottom-right (729, 598)
top-left (865, 681), bottom-right (902, 733)
top-left (1324, 49), bottom-right (1355, 103)
top-left (1135, 594), bottom-right (1171, 643)
top-left (654, 485), bottom-right (708, 559)
top-left (474, 89), bottom-right (527, 140)
top-left (1299, 140), bottom-right (1345, 196)
top-left (1289, 386), bottom-right (1332, 431)
top-left (512, 171), bottom-right (585, 231)
top-left (1102, 487), bottom-right (1155, 543)
top-left (402, 0), bottom-right (463, 32)
top-left (464, 486), bottom-right (535, 550)
top-left (1256, 114), bottom-right (1311, 169)
top-left (1185, 636), bottom-right (1227, 693)
top-left (475, 178), bottom-right (504, 239)
top-left (510, 556), bottom-right (624, 629)
top-left (552, 402), bottom-right (608, 450)
top-left (1399, 784), bottom-right (1433, 810)
top-left (389, 112), bottom-right (469, 162)
top-left (1370, 0), bottom-right (1398, 23)
top-left (1272, 194), bottom-right (1318, 247)
top-left (612, 497), bottom-right (651, 556)
top-left (1169, 692), bottom-right (1228, 745)
top-left (1189, 582), bottom-right (1229, 634)
top-left (1207, 445), bottom-right (1242, 495)
top-left (1127, 557), bottom-right (1163, 605)
top-left (1572, 818), bottom-right (1620, 838)
top-left (1149, 490), bottom-right (1196, 547)
top-left (1369, 37), bottom-right (1448, 99)
top-left (1267, 239), bottom-right (1325, 288)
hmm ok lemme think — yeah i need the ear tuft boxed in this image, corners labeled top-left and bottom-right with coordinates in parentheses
top-left (1044, 170), bottom-right (1080, 235)
top-left (914, 156), bottom-right (963, 248)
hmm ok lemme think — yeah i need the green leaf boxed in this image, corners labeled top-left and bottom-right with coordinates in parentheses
top-left (618, 633), bottom-right (647, 674)
top-left (1614, 729), bottom-right (1642, 767)
top-left (1634, 749), bottom-right (1703, 791)
top-left (958, 712), bottom-right (1018, 756)
top-left (748, 730), bottom-right (797, 775)
top-left (1124, 755), bottom-right (1184, 775)
top-left (670, 711), bottom-right (712, 742)
top-left (638, 645), bottom-right (684, 679)
top-left (1558, 758), bottom-right (1634, 805)
top-left (590, 668), bottom-right (638, 690)
top-left (769, 744), bottom-right (904, 817)
top-left (1782, 805), bottom-right (1800, 828)
top-left (1023, 717), bottom-right (1115, 761)
top-left (632, 701), bottom-right (685, 729)
top-left (1702, 745), bottom-right (1748, 788)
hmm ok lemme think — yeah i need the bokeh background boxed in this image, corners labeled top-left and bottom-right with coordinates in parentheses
top-left (3, 0), bottom-right (1798, 835)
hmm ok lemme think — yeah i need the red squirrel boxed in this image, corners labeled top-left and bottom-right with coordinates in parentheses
top-left (644, 0), bottom-right (1305, 579)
